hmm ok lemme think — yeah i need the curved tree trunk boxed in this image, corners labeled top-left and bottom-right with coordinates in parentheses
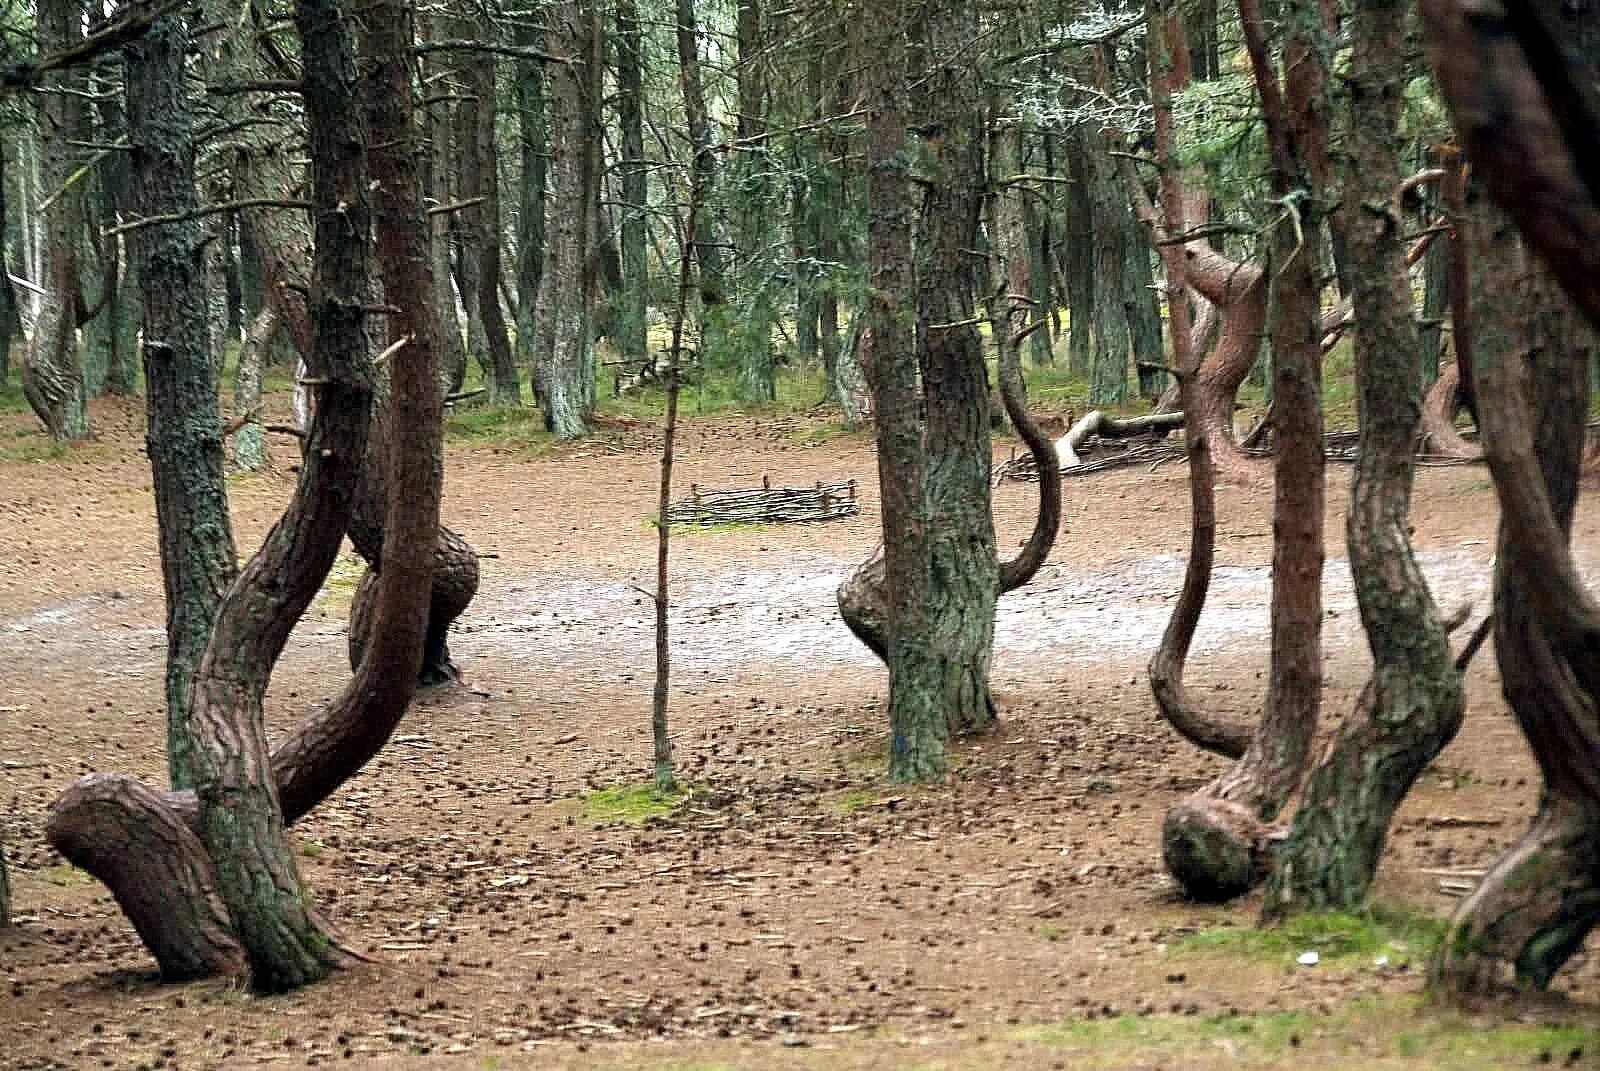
top-left (1162, 0), bottom-right (1328, 902)
top-left (48, 0), bottom-right (449, 990)
top-left (1183, 247), bottom-right (1268, 483)
top-left (184, 0), bottom-right (376, 990)
top-left (1420, 0), bottom-right (1600, 993)
top-left (1143, 6), bottom-right (1254, 764)
top-left (1420, 359), bottom-right (1480, 457)
top-left (1262, 0), bottom-right (1465, 919)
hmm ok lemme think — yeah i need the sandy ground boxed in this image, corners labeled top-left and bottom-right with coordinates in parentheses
top-left (1, 394), bottom-right (1598, 1069)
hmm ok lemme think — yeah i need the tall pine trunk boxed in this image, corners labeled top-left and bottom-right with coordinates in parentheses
top-left (612, 0), bottom-right (647, 373)
top-left (23, 0), bottom-right (89, 440)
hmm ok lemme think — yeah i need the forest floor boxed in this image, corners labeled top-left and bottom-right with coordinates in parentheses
top-left (3, 391), bottom-right (1600, 1069)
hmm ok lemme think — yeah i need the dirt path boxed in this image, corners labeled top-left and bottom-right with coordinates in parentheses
top-left (2, 397), bottom-right (1598, 1069)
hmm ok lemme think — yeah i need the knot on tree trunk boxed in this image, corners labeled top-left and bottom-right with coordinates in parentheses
top-left (1162, 796), bottom-right (1283, 902)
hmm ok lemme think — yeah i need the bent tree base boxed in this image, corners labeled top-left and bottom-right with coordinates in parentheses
top-left (348, 522), bottom-right (480, 685)
top-left (1433, 796), bottom-right (1600, 995)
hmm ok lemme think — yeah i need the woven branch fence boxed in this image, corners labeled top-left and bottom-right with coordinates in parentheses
top-left (666, 478), bottom-right (861, 526)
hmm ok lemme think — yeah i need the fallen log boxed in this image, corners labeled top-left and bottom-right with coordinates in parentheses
top-left (1055, 409), bottom-right (1187, 468)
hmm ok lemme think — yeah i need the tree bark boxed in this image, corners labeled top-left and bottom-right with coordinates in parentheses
top-left (419, 14), bottom-right (468, 392)
top-left (125, 9), bottom-right (241, 792)
top-left (1082, 127), bottom-right (1132, 406)
top-left (612, 0), bottom-right (647, 373)
top-left (0, 136), bottom-right (21, 384)
top-left (536, 1), bottom-right (597, 437)
top-left (1061, 128), bottom-right (1095, 377)
top-left (184, 0), bottom-right (376, 991)
top-left (457, 22), bottom-right (519, 406)
top-left (232, 305), bottom-right (277, 471)
top-left (1420, 358), bottom-right (1479, 458)
top-left (1163, 0), bottom-right (1329, 901)
top-left (1263, 0), bottom-right (1464, 919)
top-left (23, 0), bottom-right (90, 440)
top-left (1143, 3), bottom-right (1253, 764)
top-left (1420, 0), bottom-right (1600, 994)
top-left (732, 0), bottom-right (776, 404)
top-left (48, 0), bottom-right (450, 990)
top-left (675, 0), bottom-right (727, 312)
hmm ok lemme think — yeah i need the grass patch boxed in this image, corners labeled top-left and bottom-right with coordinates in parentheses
top-left (1450, 475), bottom-right (1494, 497)
top-left (786, 421), bottom-right (861, 446)
top-left (600, 364), bottom-right (831, 421)
top-left (38, 864), bottom-right (96, 887)
top-left (0, 435), bottom-right (113, 464)
top-left (1016, 995), bottom-right (1597, 1070)
top-left (1172, 905), bottom-right (1447, 970)
top-left (580, 782), bottom-right (696, 825)
top-left (445, 403), bottom-right (556, 455)
top-left (315, 552), bottom-right (366, 608)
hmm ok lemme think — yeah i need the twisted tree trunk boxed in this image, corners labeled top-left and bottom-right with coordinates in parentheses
top-left (1162, 0), bottom-right (1328, 901)
top-left (1263, 0), bottom-right (1464, 918)
top-left (47, 0), bottom-right (447, 990)
top-left (1421, 0), bottom-right (1600, 995)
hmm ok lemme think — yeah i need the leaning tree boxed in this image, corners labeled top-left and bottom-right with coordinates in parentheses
top-left (1261, 0), bottom-right (1467, 919)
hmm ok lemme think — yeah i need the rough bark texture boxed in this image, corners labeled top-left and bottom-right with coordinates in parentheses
top-left (420, 16), bottom-right (469, 393)
top-left (732, 0), bottom-right (776, 404)
top-left (1061, 128), bottom-right (1095, 377)
top-left (536, 1), bottom-right (597, 438)
top-left (48, 0), bottom-right (449, 989)
top-left (0, 142), bottom-right (19, 382)
top-left (612, 0), bottom-right (646, 373)
top-left (1183, 247), bottom-right (1268, 483)
top-left (1420, 358), bottom-right (1480, 458)
top-left (181, 0), bottom-right (377, 992)
top-left (849, 2), bottom-right (942, 780)
top-left (1163, 0), bottom-right (1328, 901)
top-left (1262, 0), bottom-right (1464, 919)
top-left (1082, 129), bottom-right (1132, 406)
top-left (1421, 0), bottom-right (1600, 995)
top-left (908, 0), bottom-right (1000, 745)
top-left (45, 774), bottom-right (246, 979)
top-left (23, 0), bottom-right (89, 440)
top-left (675, 0), bottom-right (727, 311)
top-left (126, 10), bottom-right (241, 792)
